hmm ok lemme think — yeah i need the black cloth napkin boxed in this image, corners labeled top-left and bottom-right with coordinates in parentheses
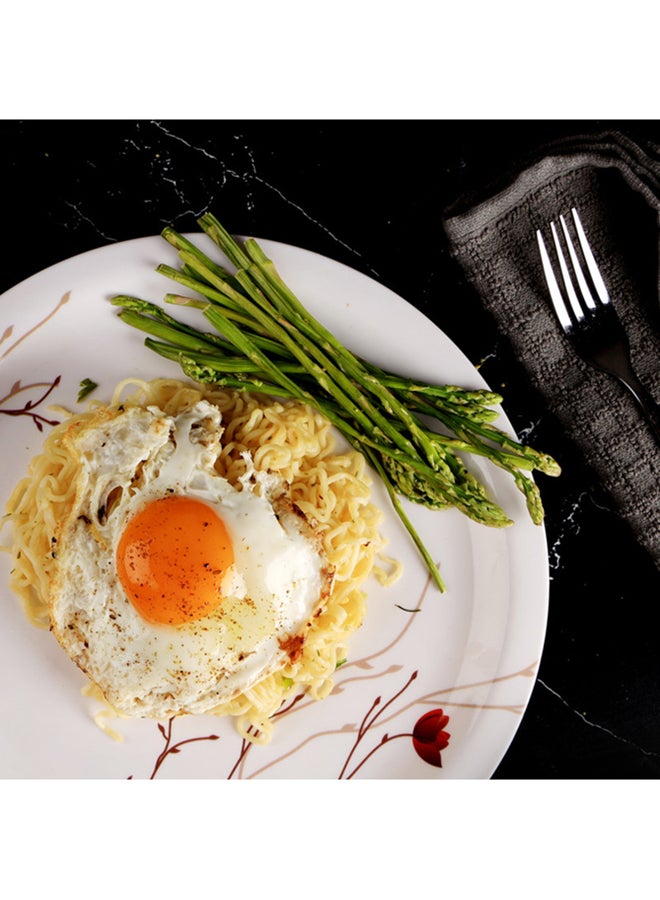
top-left (443, 131), bottom-right (660, 570)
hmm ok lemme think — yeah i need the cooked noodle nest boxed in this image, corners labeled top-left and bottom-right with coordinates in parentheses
top-left (3, 377), bottom-right (401, 743)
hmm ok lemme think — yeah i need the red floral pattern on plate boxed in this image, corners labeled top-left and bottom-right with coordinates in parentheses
top-left (412, 709), bottom-right (451, 767)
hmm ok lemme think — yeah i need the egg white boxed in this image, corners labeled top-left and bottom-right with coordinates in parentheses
top-left (49, 400), bottom-right (332, 718)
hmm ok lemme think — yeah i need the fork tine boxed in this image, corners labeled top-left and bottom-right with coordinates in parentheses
top-left (536, 228), bottom-right (573, 330)
top-left (571, 207), bottom-right (611, 306)
top-left (559, 214), bottom-right (598, 311)
top-left (550, 220), bottom-right (585, 322)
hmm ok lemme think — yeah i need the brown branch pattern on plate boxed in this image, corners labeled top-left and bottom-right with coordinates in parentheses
top-left (0, 377), bottom-right (62, 431)
top-left (0, 291), bottom-right (70, 361)
top-left (1, 291), bottom-right (71, 431)
top-left (128, 718), bottom-right (220, 779)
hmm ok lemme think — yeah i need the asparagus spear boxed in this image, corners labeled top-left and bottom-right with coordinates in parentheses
top-left (111, 215), bottom-right (560, 590)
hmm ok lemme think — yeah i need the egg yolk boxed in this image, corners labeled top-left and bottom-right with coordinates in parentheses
top-left (116, 495), bottom-right (235, 626)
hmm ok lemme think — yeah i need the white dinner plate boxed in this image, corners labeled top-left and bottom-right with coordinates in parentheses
top-left (0, 233), bottom-right (549, 779)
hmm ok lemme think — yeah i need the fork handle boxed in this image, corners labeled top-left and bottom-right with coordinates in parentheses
top-left (615, 369), bottom-right (660, 445)
top-left (591, 340), bottom-right (660, 444)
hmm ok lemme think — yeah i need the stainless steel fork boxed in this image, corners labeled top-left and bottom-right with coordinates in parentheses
top-left (537, 207), bottom-right (660, 444)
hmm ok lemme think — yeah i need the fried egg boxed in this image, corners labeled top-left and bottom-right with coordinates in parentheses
top-left (49, 399), bottom-right (333, 718)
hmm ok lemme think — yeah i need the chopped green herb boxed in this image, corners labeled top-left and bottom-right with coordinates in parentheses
top-left (78, 378), bottom-right (98, 402)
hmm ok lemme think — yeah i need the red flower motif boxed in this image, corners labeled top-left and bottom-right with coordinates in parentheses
top-left (412, 709), bottom-right (450, 767)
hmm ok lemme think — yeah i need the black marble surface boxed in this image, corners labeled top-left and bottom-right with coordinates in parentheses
top-left (2, 119), bottom-right (659, 779)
